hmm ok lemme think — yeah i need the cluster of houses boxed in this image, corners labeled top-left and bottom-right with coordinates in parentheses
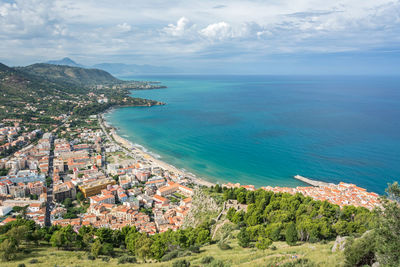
top-left (0, 123), bottom-right (41, 153)
top-left (0, 132), bottom-right (54, 226)
top-left (52, 160), bottom-right (194, 234)
top-left (222, 181), bottom-right (380, 210)
top-left (48, 124), bottom-right (195, 234)
top-left (0, 121), bottom-right (197, 234)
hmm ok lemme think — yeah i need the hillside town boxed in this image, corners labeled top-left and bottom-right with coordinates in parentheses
top-left (0, 115), bottom-right (194, 234)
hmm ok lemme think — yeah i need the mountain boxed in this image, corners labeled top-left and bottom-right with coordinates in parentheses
top-left (46, 57), bottom-right (83, 68)
top-left (0, 62), bottom-right (164, 122)
top-left (16, 63), bottom-right (120, 87)
top-left (45, 58), bottom-right (178, 76)
top-left (92, 63), bottom-right (177, 76)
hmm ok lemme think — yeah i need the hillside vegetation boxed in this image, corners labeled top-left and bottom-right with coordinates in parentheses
top-left (0, 62), bottom-right (164, 125)
top-left (17, 63), bottom-right (120, 87)
top-left (0, 239), bottom-right (343, 267)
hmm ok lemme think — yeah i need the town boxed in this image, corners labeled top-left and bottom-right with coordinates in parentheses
top-left (0, 115), bottom-right (195, 235)
top-left (222, 179), bottom-right (380, 210)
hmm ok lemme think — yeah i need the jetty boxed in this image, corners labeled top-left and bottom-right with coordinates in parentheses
top-left (294, 175), bottom-right (331, 187)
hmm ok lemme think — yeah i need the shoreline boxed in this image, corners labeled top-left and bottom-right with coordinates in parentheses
top-left (100, 112), bottom-right (215, 188)
top-left (100, 110), bottom-right (381, 201)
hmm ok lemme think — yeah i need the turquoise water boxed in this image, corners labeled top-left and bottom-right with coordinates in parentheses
top-left (105, 75), bottom-right (400, 194)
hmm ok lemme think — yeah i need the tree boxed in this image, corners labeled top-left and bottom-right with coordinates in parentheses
top-left (237, 192), bottom-right (246, 204)
top-left (237, 228), bottom-right (250, 248)
top-left (256, 236), bottom-right (272, 250)
top-left (50, 226), bottom-right (77, 250)
top-left (246, 191), bottom-right (255, 204)
top-left (196, 229), bottom-right (210, 245)
top-left (91, 239), bottom-right (102, 258)
top-left (135, 236), bottom-right (153, 262)
top-left (214, 184), bottom-right (222, 193)
top-left (375, 182), bottom-right (400, 266)
top-left (285, 222), bottom-right (298, 246)
top-left (344, 231), bottom-right (376, 267)
top-left (227, 207), bottom-right (236, 221)
top-left (0, 239), bottom-right (17, 261)
top-left (76, 191), bottom-right (84, 202)
top-left (7, 225), bottom-right (29, 248)
top-left (63, 198), bottom-right (73, 208)
top-left (102, 242), bottom-right (114, 257)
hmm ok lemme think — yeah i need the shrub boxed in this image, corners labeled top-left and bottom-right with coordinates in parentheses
top-left (189, 245), bottom-right (200, 253)
top-left (256, 237), bottom-right (272, 250)
top-left (17, 264), bottom-right (26, 267)
top-left (87, 255), bottom-right (95, 260)
top-left (285, 222), bottom-right (298, 246)
top-left (102, 256), bottom-right (110, 262)
top-left (344, 232), bottom-right (376, 267)
top-left (217, 240), bottom-right (231, 250)
top-left (177, 250), bottom-right (192, 257)
top-left (270, 245), bottom-right (277, 250)
top-left (161, 250), bottom-right (179, 262)
top-left (279, 258), bottom-right (315, 267)
top-left (237, 228), bottom-right (251, 248)
top-left (117, 255), bottom-right (137, 264)
top-left (209, 259), bottom-right (229, 267)
top-left (172, 259), bottom-right (190, 267)
top-left (29, 259), bottom-right (39, 264)
top-left (201, 256), bottom-right (215, 264)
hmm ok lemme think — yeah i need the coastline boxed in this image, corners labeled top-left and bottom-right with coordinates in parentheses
top-left (99, 109), bottom-right (382, 210)
top-left (99, 112), bottom-right (215, 188)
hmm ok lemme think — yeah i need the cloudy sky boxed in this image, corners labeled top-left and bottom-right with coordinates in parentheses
top-left (1, 0), bottom-right (400, 74)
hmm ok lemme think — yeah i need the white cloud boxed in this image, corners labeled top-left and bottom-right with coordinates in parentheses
top-left (200, 22), bottom-right (233, 40)
top-left (117, 22), bottom-right (131, 32)
top-left (0, 0), bottom-right (400, 69)
top-left (163, 17), bottom-right (190, 37)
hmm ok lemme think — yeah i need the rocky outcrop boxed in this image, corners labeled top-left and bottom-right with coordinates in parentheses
top-left (332, 236), bottom-right (348, 252)
top-left (182, 188), bottom-right (221, 228)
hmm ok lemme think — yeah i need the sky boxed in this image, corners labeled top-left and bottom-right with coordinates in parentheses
top-left (1, 0), bottom-right (400, 74)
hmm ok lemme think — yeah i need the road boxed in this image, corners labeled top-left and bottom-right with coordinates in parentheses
top-left (44, 135), bottom-right (55, 227)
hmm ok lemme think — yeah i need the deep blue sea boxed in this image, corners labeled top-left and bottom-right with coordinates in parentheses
top-left (105, 75), bottom-right (400, 194)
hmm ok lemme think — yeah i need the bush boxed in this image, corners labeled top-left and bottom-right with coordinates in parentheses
top-left (237, 228), bottom-right (251, 248)
top-left (117, 255), bottom-right (137, 264)
top-left (217, 241), bottom-right (231, 250)
top-left (29, 259), bottom-right (39, 264)
top-left (279, 258), bottom-right (315, 267)
top-left (102, 256), bottom-right (110, 262)
top-left (201, 256), bottom-right (215, 264)
top-left (256, 237), bottom-right (272, 250)
top-left (87, 255), bottom-right (95, 260)
top-left (17, 264), bottom-right (26, 267)
top-left (161, 250), bottom-right (179, 262)
top-left (285, 222), bottom-right (298, 246)
top-left (344, 232), bottom-right (376, 267)
top-left (189, 245), bottom-right (200, 253)
top-left (177, 250), bottom-right (192, 257)
top-left (270, 245), bottom-right (277, 250)
top-left (209, 259), bottom-right (229, 267)
top-left (172, 259), bottom-right (190, 267)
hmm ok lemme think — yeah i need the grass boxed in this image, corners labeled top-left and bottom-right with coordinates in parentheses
top-left (2, 240), bottom-right (344, 267)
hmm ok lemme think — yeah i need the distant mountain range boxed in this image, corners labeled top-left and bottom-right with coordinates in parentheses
top-left (45, 57), bottom-right (177, 76)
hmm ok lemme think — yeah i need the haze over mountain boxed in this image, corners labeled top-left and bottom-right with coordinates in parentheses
top-left (45, 58), bottom-right (178, 77)
top-left (46, 57), bottom-right (84, 68)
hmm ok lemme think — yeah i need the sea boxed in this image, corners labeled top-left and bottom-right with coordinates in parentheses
top-left (104, 75), bottom-right (400, 194)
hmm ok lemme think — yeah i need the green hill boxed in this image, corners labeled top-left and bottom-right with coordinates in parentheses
top-left (17, 63), bottom-right (120, 87)
top-left (0, 62), bottom-right (164, 124)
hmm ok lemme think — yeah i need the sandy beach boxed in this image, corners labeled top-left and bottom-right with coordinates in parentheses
top-left (100, 113), bottom-right (215, 188)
